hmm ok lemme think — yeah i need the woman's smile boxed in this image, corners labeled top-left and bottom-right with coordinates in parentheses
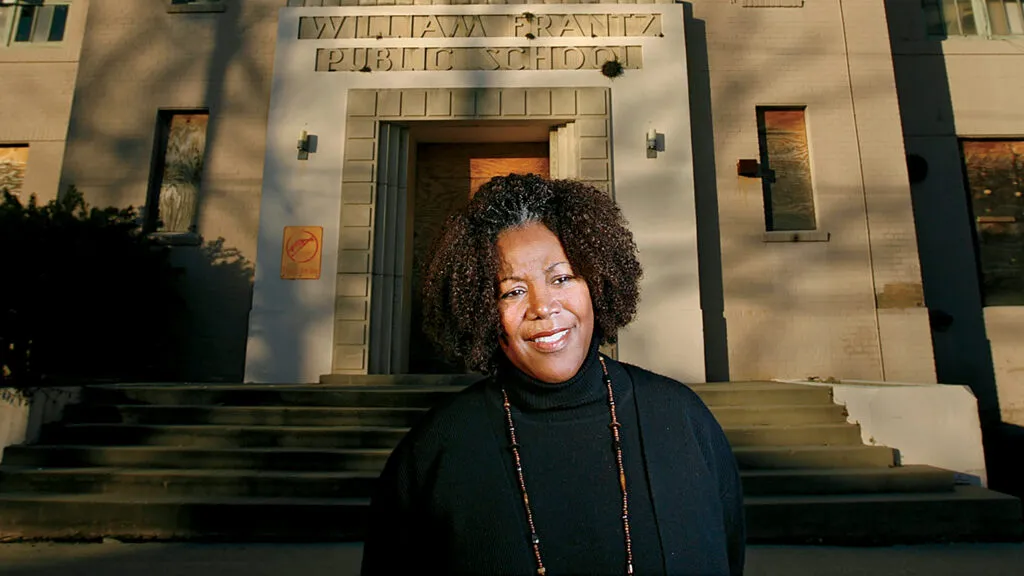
top-left (528, 327), bottom-right (572, 350)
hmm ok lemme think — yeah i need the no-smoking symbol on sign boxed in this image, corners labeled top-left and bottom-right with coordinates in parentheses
top-left (281, 226), bottom-right (323, 280)
top-left (286, 230), bottom-right (319, 263)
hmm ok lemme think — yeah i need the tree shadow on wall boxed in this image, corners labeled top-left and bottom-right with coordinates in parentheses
top-left (57, 2), bottom-right (275, 382)
top-left (684, 4), bottom-right (729, 382)
top-left (163, 237), bottom-right (255, 382)
top-left (0, 185), bottom-right (254, 387)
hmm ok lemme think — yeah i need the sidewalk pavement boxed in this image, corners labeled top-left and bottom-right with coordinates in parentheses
top-left (1, 542), bottom-right (1023, 576)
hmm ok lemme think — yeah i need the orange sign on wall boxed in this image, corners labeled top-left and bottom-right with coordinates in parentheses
top-left (281, 226), bottom-right (323, 280)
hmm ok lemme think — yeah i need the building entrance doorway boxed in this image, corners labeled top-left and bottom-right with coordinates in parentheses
top-left (366, 118), bottom-right (583, 375)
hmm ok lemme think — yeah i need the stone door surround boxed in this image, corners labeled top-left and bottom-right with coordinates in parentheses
top-left (333, 87), bottom-right (612, 374)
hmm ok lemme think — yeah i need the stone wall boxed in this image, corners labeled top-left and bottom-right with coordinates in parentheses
top-left (0, 0), bottom-right (87, 203)
top-left (60, 0), bottom-right (277, 380)
top-left (690, 0), bottom-right (934, 383)
top-left (51, 0), bottom-right (948, 386)
top-left (887, 0), bottom-right (1024, 424)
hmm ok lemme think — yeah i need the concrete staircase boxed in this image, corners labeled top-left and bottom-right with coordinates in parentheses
top-left (0, 379), bottom-right (1020, 543)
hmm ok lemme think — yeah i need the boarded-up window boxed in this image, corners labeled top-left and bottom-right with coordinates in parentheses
top-left (0, 145), bottom-right (29, 196)
top-left (147, 112), bottom-right (209, 234)
top-left (961, 140), bottom-right (1024, 306)
top-left (757, 108), bottom-right (816, 231)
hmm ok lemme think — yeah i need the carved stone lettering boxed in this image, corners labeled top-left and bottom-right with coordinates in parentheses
top-left (535, 15), bottom-right (554, 37)
top-left (559, 47), bottom-right (586, 70)
top-left (608, 15), bottom-right (626, 38)
top-left (483, 48), bottom-right (503, 71)
top-left (589, 14), bottom-right (609, 38)
top-left (512, 16), bottom-right (531, 38)
top-left (625, 15), bottom-right (657, 37)
top-left (401, 47), bottom-right (425, 71)
top-left (555, 15), bottom-right (585, 38)
top-left (368, 16), bottom-right (390, 39)
top-left (431, 48), bottom-right (454, 71)
top-left (299, 14), bottom-right (661, 39)
top-left (506, 47), bottom-right (528, 71)
top-left (314, 46), bottom-right (641, 72)
top-left (375, 48), bottom-right (394, 71)
top-left (413, 16), bottom-right (443, 38)
top-left (438, 16), bottom-right (485, 38)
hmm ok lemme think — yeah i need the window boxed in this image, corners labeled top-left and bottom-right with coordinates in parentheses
top-left (0, 145), bottom-right (29, 196)
top-left (923, 0), bottom-right (1024, 36)
top-left (146, 111), bottom-right (209, 234)
top-left (757, 107), bottom-right (817, 231)
top-left (961, 140), bottom-right (1024, 306)
top-left (2, 2), bottom-right (69, 45)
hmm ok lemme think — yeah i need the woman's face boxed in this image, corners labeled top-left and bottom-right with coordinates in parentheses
top-left (496, 222), bottom-right (595, 384)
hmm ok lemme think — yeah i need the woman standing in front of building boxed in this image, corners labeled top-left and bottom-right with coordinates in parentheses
top-left (361, 174), bottom-right (745, 575)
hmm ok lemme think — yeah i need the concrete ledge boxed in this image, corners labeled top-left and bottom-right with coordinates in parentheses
top-left (0, 387), bottom-right (82, 465)
top-left (778, 379), bottom-right (988, 486)
top-left (0, 390), bottom-right (31, 465)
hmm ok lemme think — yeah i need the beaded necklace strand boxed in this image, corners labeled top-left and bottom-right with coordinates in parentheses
top-left (500, 356), bottom-right (634, 576)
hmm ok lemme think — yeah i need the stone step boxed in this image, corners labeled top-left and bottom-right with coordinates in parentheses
top-left (318, 374), bottom-right (484, 386)
top-left (64, 403), bottom-right (848, 429)
top-left (0, 493), bottom-right (370, 542)
top-left (745, 486), bottom-right (1024, 544)
top-left (63, 405), bottom-right (430, 427)
top-left (724, 424), bottom-right (863, 447)
top-left (47, 424), bottom-right (412, 450)
top-left (0, 466), bottom-right (954, 500)
top-left (710, 404), bottom-right (848, 427)
top-left (741, 466), bottom-right (954, 496)
top-left (43, 422), bottom-right (863, 450)
top-left (0, 445), bottom-right (392, 472)
top-left (2, 443), bottom-right (894, 473)
top-left (82, 381), bottom-right (834, 409)
top-left (83, 385), bottom-right (465, 409)
top-left (0, 468), bottom-right (383, 499)
top-left (732, 445), bottom-right (895, 469)
top-left (0, 486), bottom-right (1016, 544)
top-left (691, 383), bottom-right (835, 407)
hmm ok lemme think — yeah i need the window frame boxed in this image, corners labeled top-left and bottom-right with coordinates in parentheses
top-left (1, 1), bottom-right (71, 47)
top-left (924, 0), bottom-right (1024, 38)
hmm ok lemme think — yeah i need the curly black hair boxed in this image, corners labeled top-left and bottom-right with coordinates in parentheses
top-left (421, 174), bottom-right (643, 374)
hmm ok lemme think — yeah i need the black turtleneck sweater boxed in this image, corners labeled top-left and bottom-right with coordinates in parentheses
top-left (361, 342), bottom-right (745, 575)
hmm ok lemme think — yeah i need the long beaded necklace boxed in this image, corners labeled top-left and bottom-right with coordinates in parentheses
top-left (500, 356), bottom-right (634, 576)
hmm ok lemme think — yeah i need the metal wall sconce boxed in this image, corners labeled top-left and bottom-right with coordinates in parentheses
top-left (646, 128), bottom-right (663, 159)
top-left (297, 129), bottom-right (315, 160)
